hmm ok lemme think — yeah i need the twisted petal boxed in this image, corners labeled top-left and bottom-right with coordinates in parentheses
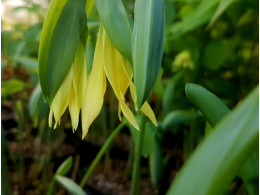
top-left (81, 25), bottom-right (107, 138)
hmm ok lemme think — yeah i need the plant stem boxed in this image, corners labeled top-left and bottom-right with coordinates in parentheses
top-left (130, 113), bottom-right (146, 195)
top-left (80, 120), bottom-right (127, 188)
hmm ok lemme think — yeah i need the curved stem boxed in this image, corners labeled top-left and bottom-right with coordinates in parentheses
top-left (130, 113), bottom-right (146, 195)
top-left (80, 120), bottom-right (127, 188)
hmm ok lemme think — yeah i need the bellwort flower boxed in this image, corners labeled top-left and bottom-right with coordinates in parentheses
top-left (81, 25), bottom-right (157, 138)
top-left (48, 41), bottom-right (87, 131)
top-left (47, 25), bottom-right (157, 139)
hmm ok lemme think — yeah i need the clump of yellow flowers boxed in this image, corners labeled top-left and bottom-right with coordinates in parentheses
top-left (48, 25), bottom-right (156, 138)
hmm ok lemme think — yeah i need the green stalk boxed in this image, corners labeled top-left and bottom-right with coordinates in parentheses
top-left (80, 120), bottom-right (127, 188)
top-left (130, 113), bottom-right (146, 195)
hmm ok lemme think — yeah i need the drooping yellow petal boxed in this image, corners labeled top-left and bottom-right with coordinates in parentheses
top-left (103, 32), bottom-right (130, 100)
top-left (102, 29), bottom-right (139, 128)
top-left (68, 87), bottom-right (79, 131)
top-left (72, 41), bottom-right (87, 108)
top-left (81, 25), bottom-right (107, 139)
top-left (140, 101), bottom-right (157, 126)
top-left (130, 81), bottom-right (138, 110)
top-left (50, 67), bottom-right (73, 128)
top-left (120, 101), bottom-right (139, 130)
top-left (119, 93), bottom-right (139, 130)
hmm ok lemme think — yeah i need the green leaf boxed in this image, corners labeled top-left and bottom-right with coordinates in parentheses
top-left (94, 0), bottom-right (133, 63)
top-left (167, 86), bottom-right (259, 195)
top-left (56, 176), bottom-right (86, 195)
top-left (1, 79), bottom-right (24, 97)
top-left (185, 83), bottom-right (230, 127)
top-left (38, 0), bottom-right (87, 104)
top-left (186, 83), bottom-right (259, 194)
top-left (132, 0), bottom-right (165, 108)
top-left (209, 0), bottom-right (234, 27)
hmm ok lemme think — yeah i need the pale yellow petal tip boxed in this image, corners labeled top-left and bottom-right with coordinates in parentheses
top-left (54, 122), bottom-right (58, 129)
top-left (129, 117), bottom-right (140, 131)
top-left (134, 123), bottom-right (140, 131)
top-left (71, 118), bottom-right (79, 132)
top-left (72, 125), bottom-right (78, 133)
top-left (140, 101), bottom-right (157, 127)
top-left (82, 129), bottom-right (89, 140)
top-left (153, 119), bottom-right (158, 127)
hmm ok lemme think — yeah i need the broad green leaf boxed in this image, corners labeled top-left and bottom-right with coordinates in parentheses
top-left (13, 56), bottom-right (38, 74)
top-left (149, 138), bottom-right (163, 189)
top-left (1, 79), bottom-right (24, 97)
top-left (162, 109), bottom-right (198, 132)
top-left (185, 83), bottom-right (230, 127)
top-left (47, 156), bottom-right (73, 195)
top-left (56, 176), bottom-right (86, 195)
top-left (94, 0), bottom-right (133, 63)
top-left (167, 86), bottom-right (259, 195)
top-left (209, 0), bottom-right (234, 27)
top-left (38, 0), bottom-right (87, 104)
top-left (169, 0), bottom-right (219, 37)
top-left (186, 83), bottom-right (259, 194)
top-left (132, 0), bottom-right (165, 108)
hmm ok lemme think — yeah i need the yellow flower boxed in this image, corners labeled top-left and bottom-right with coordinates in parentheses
top-left (81, 25), bottom-right (157, 138)
top-left (49, 25), bottom-right (157, 139)
top-left (48, 41), bottom-right (87, 131)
